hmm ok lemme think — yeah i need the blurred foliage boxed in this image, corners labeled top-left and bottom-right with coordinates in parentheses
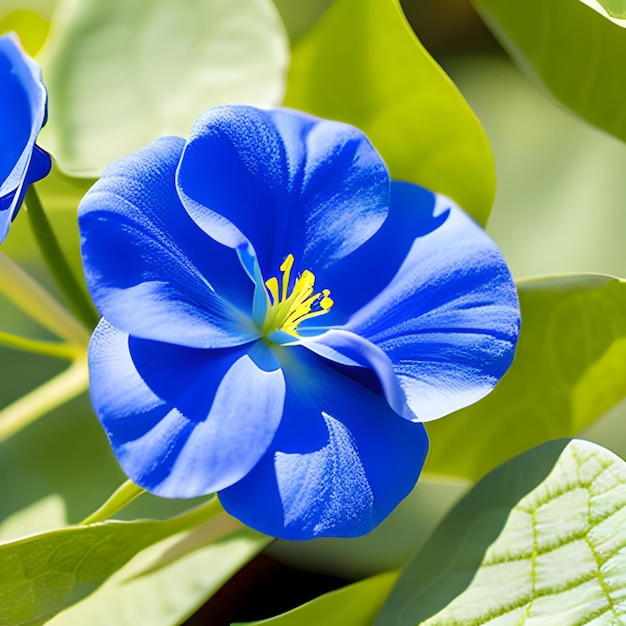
top-left (2, 1), bottom-right (626, 625)
top-left (472, 0), bottom-right (626, 143)
top-left (38, 0), bottom-right (289, 176)
top-left (285, 0), bottom-right (495, 225)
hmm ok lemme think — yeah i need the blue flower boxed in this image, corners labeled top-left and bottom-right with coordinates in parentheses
top-left (79, 105), bottom-right (520, 540)
top-left (0, 34), bottom-right (51, 242)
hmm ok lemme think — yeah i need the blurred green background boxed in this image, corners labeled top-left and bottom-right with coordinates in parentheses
top-left (1, 0), bottom-right (626, 607)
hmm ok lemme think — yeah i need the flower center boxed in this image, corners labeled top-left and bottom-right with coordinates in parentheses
top-left (261, 254), bottom-right (334, 337)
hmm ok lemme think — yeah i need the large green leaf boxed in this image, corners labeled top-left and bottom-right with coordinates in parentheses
top-left (284, 0), bottom-right (495, 225)
top-left (236, 572), bottom-right (397, 626)
top-left (0, 492), bottom-right (265, 626)
top-left (377, 439), bottom-right (626, 625)
top-left (39, 0), bottom-right (289, 176)
top-left (48, 527), bottom-right (269, 626)
top-left (472, 0), bottom-right (626, 143)
top-left (0, 499), bottom-right (260, 626)
top-left (426, 274), bottom-right (626, 480)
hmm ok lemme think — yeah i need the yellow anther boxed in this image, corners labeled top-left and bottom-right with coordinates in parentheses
top-left (262, 255), bottom-right (334, 337)
top-left (279, 254), bottom-right (294, 302)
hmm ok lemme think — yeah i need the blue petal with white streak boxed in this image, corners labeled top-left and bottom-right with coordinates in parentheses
top-left (219, 347), bottom-right (428, 539)
top-left (0, 34), bottom-right (50, 242)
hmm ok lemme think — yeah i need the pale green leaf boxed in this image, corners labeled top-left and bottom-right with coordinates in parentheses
top-left (583, 0), bottom-right (626, 21)
top-left (39, 0), bottom-right (289, 176)
top-left (377, 439), bottom-right (626, 625)
top-left (426, 275), bottom-right (626, 480)
top-left (472, 0), bottom-right (626, 142)
top-left (0, 498), bottom-right (236, 626)
top-left (48, 528), bottom-right (270, 626)
top-left (284, 0), bottom-right (495, 225)
top-left (236, 571), bottom-right (397, 626)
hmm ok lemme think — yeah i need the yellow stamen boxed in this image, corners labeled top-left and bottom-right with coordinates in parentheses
top-left (262, 255), bottom-right (334, 337)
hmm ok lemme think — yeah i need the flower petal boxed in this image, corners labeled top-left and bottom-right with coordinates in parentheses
top-left (301, 329), bottom-right (411, 419)
top-left (297, 180), bottom-right (448, 332)
top-left (0, 34), bottom-right (50, 241)
top-left (219, 347), bottom-right (428, 539)
top-left (344, 182), bottom-right (520, 421)
top-left (176, 105), bottom-right (390, 280)
top-left (79, 135), bottom-right (258, 348)
top-left (88, 320), bottom-right (286, 497)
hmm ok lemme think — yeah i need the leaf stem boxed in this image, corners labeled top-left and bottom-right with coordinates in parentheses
top-left (25, 184), bottom-right (99, 330)
top-left (0, 252), bottom-right (90, 346)
top-left (0, 331), bottom-right (79, 360)
top-left (0, 354), bottom-right (89, 441)
top-left (82, 479), bottom-right (147, 525)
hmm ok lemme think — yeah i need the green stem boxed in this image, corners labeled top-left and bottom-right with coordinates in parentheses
top-left (25, 185), bottom-right (99, 330)
top-left (0, 330), bottom-right (78, 360)
top-left (82, 479), bottom-right (147, 525)
top-left (0, 252), bottom-right (89, 346)
top-left (0, 354), bottom-right (88, 441)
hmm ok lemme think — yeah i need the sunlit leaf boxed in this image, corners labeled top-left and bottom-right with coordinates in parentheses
top-left (426, 274), bottom-right (626, 480)
top-left (284, 0), bottom-right (495, 225)
top-left (48, 527), bottom-right (269, 626)
top-left (584, 0), bottom-right (626, 20)
top-left (377, 439), bottom-right (626, 625)
top-left (473, 0), bottom-right (626, 141)
top-left (236, 572), bottom-right (397, 626)
top-left (0, 498), bottom-right (244, 626)
top-left (38, 0), bottom-right (289, 176)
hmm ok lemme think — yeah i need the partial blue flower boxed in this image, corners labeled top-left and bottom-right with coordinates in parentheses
top-left (80, 105), bottom-right (520, 540)
top-left (0, 33), bottom-right (51, 242)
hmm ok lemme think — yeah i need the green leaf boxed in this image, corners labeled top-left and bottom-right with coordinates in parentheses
top-left (377, 439), bottom-right (626, 625)
top-left (236, 571), bottom-right (397, 626)
top-left (0, 498), bottom-right (244, 626)
top-left (38, 0), bottom-right (289, 176)
top-left (472, 0), bottom-right (626, 143)
top-left (426, 274), bottom-right (626, 480)
top-left (48, 527), bottom-right (270, 626)
top-left (590, 0), bottom-right (626, 20)
top-left (284, 0), bottom-right (495, 225)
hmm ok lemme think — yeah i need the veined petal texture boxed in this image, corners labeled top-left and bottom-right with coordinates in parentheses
top-left (0, 34), bottom-right (51, 241)
top-left (176, 105), bottom-right (390, 281)
top-left (219, 347), bottom-right (428, 539)
top-left (345, 182), bottom-right (520, 421)
top-left (89, 321), bottom-right (286, 497)
top-left (79, 136), bottom-right (258, 348)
